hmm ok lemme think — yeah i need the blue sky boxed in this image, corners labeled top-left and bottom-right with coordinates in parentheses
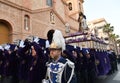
top-left (84, 0), bottom-right (120, 36)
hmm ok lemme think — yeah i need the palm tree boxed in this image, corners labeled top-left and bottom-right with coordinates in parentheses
top-left (109, 33), bottom-right (119, 55)
top-left (116, 38), bottom-right (120, 55)
top-left (103, 23), bottom-right (114, 36)
top-left (103, 23), bottom-right (114, 42)
top-left (103, 23), bottom-right (114, 50)
top-left (109, 34), bottom-right (119, 42)
top-left (116, 39), bottom-right (120, 44)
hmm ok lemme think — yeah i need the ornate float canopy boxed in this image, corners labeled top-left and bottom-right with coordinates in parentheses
top-left (64, 32), bottom-right (108, 50)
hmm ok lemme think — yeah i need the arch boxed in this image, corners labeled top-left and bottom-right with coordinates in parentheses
top-left (0, 19), bottom-right (12, 44)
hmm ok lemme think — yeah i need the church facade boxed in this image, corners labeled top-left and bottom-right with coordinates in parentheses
top-left (0, 0), bottom-right (84, 44)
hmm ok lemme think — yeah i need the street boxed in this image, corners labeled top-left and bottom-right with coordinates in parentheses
top-left (95, 64), bottom-right (120, 83)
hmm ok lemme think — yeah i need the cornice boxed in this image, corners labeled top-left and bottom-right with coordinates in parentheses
top-left (0, 0), bottom-right (76, 14)
top-left (0, 0), bottom-right (31, 13)
top-left (32, 7), bottom-right (53, 14)
top-left (0, 0), bottom-right (55, 14)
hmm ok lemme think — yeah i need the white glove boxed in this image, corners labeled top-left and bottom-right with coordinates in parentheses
top-left (33, 37), bottom-right (39, 44)
top-left (19, 40), bottom-right (25, 48)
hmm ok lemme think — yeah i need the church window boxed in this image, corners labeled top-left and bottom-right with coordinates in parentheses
top-left (24, 15), bottom-right (30, 31)
top-left (46, 0), bottom-right (53, 7)
top-left (68, 2), bottom-right (72, 11)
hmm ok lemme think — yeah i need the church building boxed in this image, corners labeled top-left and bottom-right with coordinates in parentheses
top-left (0, 0), bottom-right (84, 44)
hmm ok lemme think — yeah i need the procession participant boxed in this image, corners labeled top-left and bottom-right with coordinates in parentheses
top-left (64, 45), bottom-right (77, 63)
top-left (2, 44), bottom-right (18, 83)
top-left (88, 49), bottom-right (96, 83)
top-left (0, 46), bottom-right (4, 83)
top-left (74, 47), bottom-right (84, 83)
top-left (28, 42), bottom-right (46, 83)
top-left (44, 29), bottom-right (55, 65)
top-left (17, 39), bottom-right (31, 83)
top-left (43, 29), bottom-right (76, 83)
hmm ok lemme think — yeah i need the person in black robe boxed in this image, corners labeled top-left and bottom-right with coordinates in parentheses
top-left (28, 42), bottom-right (47, 83)
top-left (74, 48), bottom-right (84, 83)
top-left (2, 44), bottom-right (18, 83)
top-left (0, 48), bottom-right (4, 83)
top-left (17, 40), bottom-right (31, 83)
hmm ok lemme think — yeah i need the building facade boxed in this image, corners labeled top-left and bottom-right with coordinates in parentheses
top-left (87, 18), bottom-right (108, 39)
top-left (0, 0), bottom-right (84, 44)
top-left (87, 18), bottom-right (118, 53)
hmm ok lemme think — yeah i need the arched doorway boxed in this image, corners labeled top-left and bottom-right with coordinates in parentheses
top-left (0, 20), bottom-right (12, 44)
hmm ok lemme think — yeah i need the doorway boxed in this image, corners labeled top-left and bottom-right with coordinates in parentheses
top-left (0, 20), bottom-right (12, 44)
